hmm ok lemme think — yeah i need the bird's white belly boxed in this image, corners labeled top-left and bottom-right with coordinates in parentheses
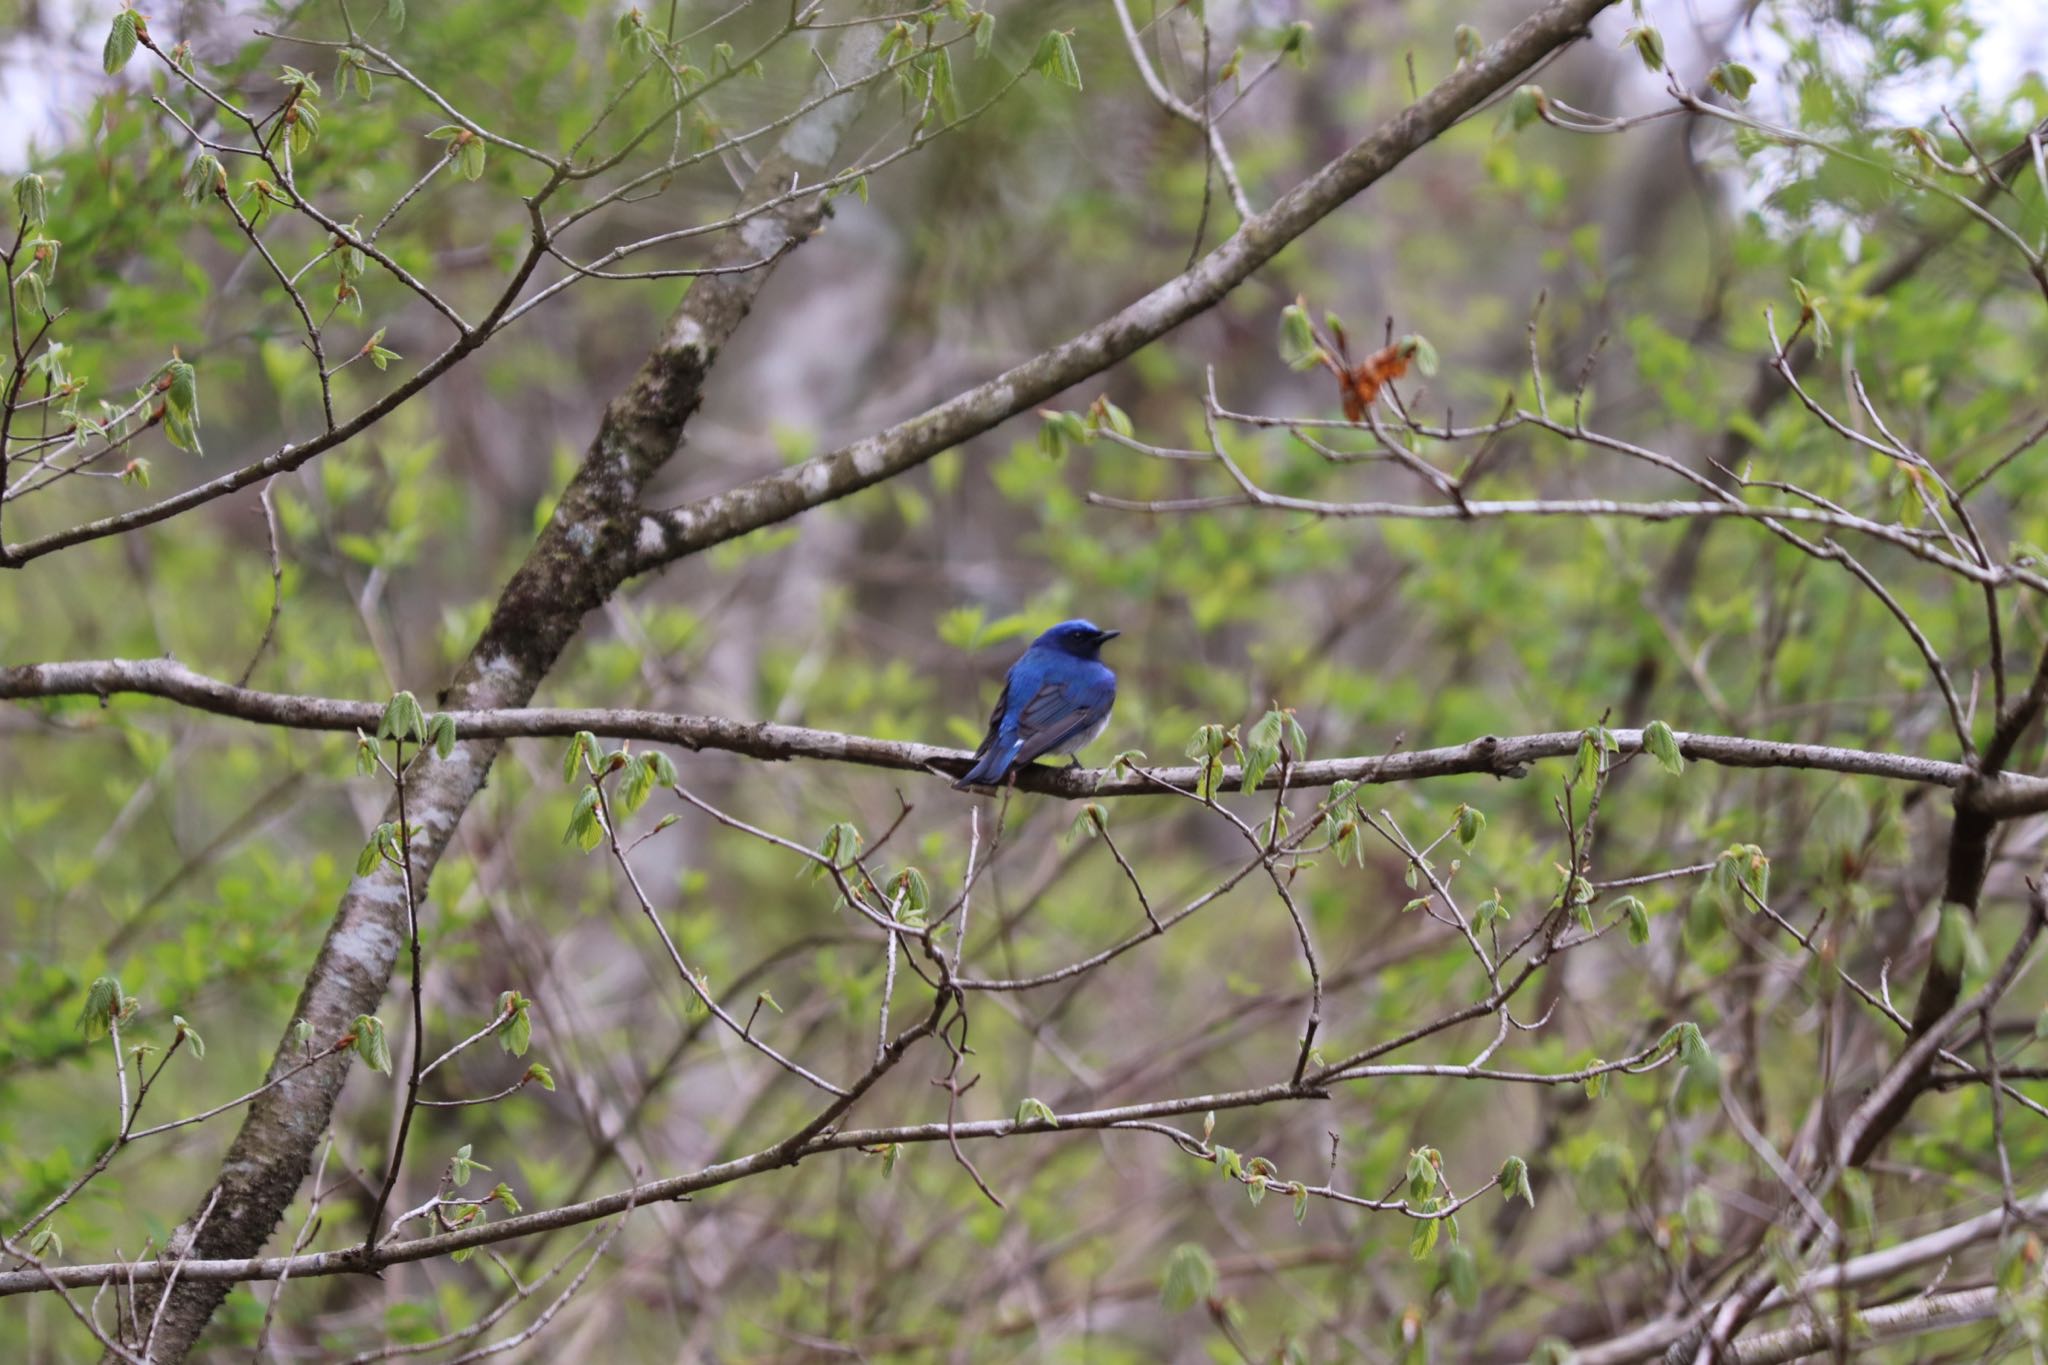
top-left (1049, 713), bottom-right (1111, 756)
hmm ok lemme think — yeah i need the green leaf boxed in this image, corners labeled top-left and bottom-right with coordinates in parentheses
top-left (1643, 719), bottom-right (1684, 775)
top-left (1622, 23), bottom-right (1664, 73)
top-left (1397, 333), bottom-right (1439, 378)
top-left (459, 137), bottom-right (487, 181)
top-left (1709, 61), bottom-right (1755, 102)
top-left (1408, 1214), bottom-right (1441, 1261)
top-left (353, 830), bottom-right (381, 875)
top-left (13, 267), bottom-right (46, 316)
top-left (13, 173), bottom-right (47, 228)
top-left (1035, 408), bottom-right (1089, 458)
top-left (352, 1014), bottom-right (391, 1074)
top-left (1506, 84), bottom-right (1548, 132)
top-left (426, 713), bottom-right (457, 760)
top-left (279, 64), bottom-right (322, 99)
top-left (890, 866), bottom-right (930, 916)
top-left (564, 787), bottom-right (603, 852)
top-left (172, 1015), bottom-right (205, 1060)
top-left (1185, 722), bottom-right (1229, 761)
top-left (1030, 30), bottom-right (1082, 90)
top-left (812, 820), bottom-right (863, 880)
top-left (1278, 20), bottom-right (1311, 66)
top-left (103, 9), bottom-right (139, 74)
top-left (1014, 1096), bottom-right (1058, 1127)
top-left (1790, 277), bottom-right (1833, 353)
top-left (1452, 24), bottom-right (1483, 65)
top-left (1278, 301), bottom-right (1323, 372)
top-left (1572, 729), bottom-right (1602, 788)
top-left (972, 10), bottom-right (995, 59)
top-left (615, 753), bottom-right (655, 817)
top-left (920, 48), bottom-right (958, 125)
top-left (1087, 395), bottom-right (1133, 439)
top-left (164, 360), bottom-right (198, 423)
top-left (1617, 895), bottom-right (1651, 946)
top-left (449, 1143), bottom-right (490, 1187)
top-left (78, 976), bottom-right (124, 1040)
top-left (1667, 1021), bottom-right (1719, 1091)
top-left (378, 691), bottom-right (426, 743)
top-left (1406, 1147), bottom-right (1440, 1203)
top-left (1709, 843), bottom-right (1770, 912)
top-left (523, 1062), bottom-right (555, 1091)
top-left (1476, 890), bottom-right (1509, 933)
top-left (563, 731), bottom-right (597, 782)
top-left (1455, 803), bottom-right (1485, 848)
top-left (499, 992), bottom-right (532, 1056)
top-left (1160, 1242), bottom-right (1217, 1312)
top-left (1499, 1154), bottom-right (1534, 1208)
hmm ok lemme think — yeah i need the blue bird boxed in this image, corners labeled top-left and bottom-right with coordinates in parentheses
top-left (954, 620), bottom-right (1120, 790)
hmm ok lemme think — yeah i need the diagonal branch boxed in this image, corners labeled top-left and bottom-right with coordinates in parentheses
top-left (626, 0), bottom-right (1620, 572)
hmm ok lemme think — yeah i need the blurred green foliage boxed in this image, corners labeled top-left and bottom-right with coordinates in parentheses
top-left (5, 0), bottom-right (2048, 1357)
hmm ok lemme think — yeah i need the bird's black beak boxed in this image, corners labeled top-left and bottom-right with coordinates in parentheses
top-left (1098, 629), bottom-right (1121, 642)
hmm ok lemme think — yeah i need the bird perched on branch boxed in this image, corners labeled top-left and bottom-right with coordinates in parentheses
top-left (953, 620), bottom-right (1119, 790)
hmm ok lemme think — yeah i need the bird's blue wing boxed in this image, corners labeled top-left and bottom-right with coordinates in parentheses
top-left (1010, 671), bottom-right (1114, 766)
top-left (954, 657), bottom-right (1115, 788)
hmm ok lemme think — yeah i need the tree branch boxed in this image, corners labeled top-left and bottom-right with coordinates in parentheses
top-left (8, 657), bottom-right (2042, 807)
top-left (626, 0), bottom-right (1619, 573)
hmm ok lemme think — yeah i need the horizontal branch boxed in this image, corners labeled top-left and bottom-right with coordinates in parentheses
top-left (6, 658), bottom-right (2043, 811)
top-left (1088, 491), bottom-right (2048, 596)
top-left (0, 1082), bottom-right (1321, 1297)
top-left (4, 1044), bottom-right (1678, 1299)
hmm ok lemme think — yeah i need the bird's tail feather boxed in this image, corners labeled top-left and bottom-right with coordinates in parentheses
top-left (953, 738), bottom-right (1019, 790)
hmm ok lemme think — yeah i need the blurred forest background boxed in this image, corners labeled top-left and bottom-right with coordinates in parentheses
top-left (5, 0), bottom-right (2048, 1359)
